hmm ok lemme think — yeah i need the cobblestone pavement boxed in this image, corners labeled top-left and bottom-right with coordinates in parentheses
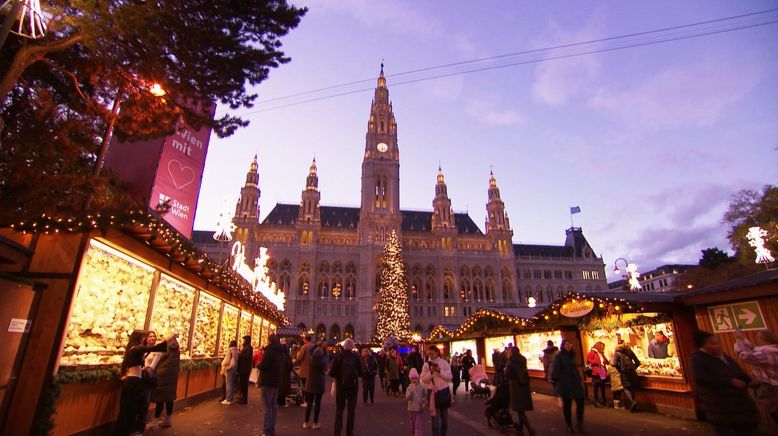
top-left (146, 384), bottom-right (713, 436)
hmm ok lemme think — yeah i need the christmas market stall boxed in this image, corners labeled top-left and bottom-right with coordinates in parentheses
top-left (0, 211), bottom-right (287, 436)
top-left (676, 269), bottom-right (778, 432)
top-left (534, 291), bottom-right (698, 418)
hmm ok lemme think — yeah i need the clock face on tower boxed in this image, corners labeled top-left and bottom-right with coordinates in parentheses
top-left (376, 142), bottom-right (388, 153)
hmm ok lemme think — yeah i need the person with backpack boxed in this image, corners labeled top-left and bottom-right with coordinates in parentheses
top-left (614, 340), bottom-right (641, 412)
top-left (330, 338), bottom-right (363, 436)
top-left (259, 334), bottom-right (287, 436)
top-left (296, 334), bottom-right (315, 407)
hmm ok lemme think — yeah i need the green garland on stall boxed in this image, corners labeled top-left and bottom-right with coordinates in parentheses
top-left (55, 365), bottom-right (122, 384)
top-left (180, 358), bottom-right (222, 371)
top-left (30, 378), bottom-right (61, 436)
top-left (583, 313), bottom-right (671, 332)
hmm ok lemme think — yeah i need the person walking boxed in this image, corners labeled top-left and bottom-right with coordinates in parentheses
top-left (277, 342), bottom-right (293, 407)
top-left (504, 346), bottom-right (535, 435)
top-left (360, 347), bottom-right (378, 404)
top-left (460, 350), bottom-right (475, 392)
top-left (330, 338), bottom-right (363, 436)
top-left (114, 331), bottom-right (174, 436)
top-left (303, 340), bottom-right (328, 430)
top-left (692, 331), bottom-right (759, 436)
top-left (551, 339), bottom-right (586, 434)
top-left (492, 348), bottom-right (506, 386)
top-left (735, 329), bottom-right (778, 425)
top-left (585, 341), bottom-right (609, 407)
top-left (450, 353), bottom-right (462, 395)
top-left (237, 335), bottom-right (253, 405)
top-left (141, 331), bottom-right (163, 430)
top-left (376, 349), bottom-right (388, 393)
top-left (387, 348), bottom-right (401, 397)
top-left (220, 340), bottom-right (239, 405)
top-left (149, 335), bottom-right (181, 428)
top-left (259, 334), bottom-right (287, 436)
top-left (613, 340), bottom-right (640, 412)
top-left (296, 335), bottom-right (315, 406)
top-left (541, 340), bottom-right (559, 383)
top-left (421, 345), bottom-right (453, 436)
top-left (406, 368), bottom-right (427, 436)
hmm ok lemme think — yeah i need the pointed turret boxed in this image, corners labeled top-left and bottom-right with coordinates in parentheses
top-left (235, 155), bottom-right (260, 221)
top-left (485, 170), bottom-right (512, 254)
top-left (298, 157), bottom-right (321, 223)
top-left (432, 165), bottom-right (456, 232)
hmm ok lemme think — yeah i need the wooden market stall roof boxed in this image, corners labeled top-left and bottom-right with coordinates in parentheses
top-left (8, 210), bottom-right (289, 325)
top-left (676, 269), bottom-right (778, 305)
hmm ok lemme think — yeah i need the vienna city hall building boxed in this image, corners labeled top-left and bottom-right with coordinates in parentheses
top-left (194, 68), bottom-right (607, 341)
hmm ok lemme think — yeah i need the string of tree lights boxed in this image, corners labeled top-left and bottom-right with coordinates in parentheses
top-left (234, 8), bottom-right (778, 115)
top-left (374, 230), bottom-right (412, 341)
top-left (10, 210), bottom-right (288, 324)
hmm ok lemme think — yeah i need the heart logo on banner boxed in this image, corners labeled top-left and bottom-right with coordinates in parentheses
top-left (167, 159), bottom-right (195, 190)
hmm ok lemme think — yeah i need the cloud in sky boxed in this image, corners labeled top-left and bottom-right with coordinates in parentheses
top-left (589, 58), bottom-right (763, 130)
top-left (531, 17), bottom-right (604, 106)
top-left (465, 99), bottom-right (524, 126)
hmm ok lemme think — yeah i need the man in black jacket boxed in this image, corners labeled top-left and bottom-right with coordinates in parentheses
top-left (259, 334), bottom-right (286, 436)
top-left (691, 331), bottom-right (759, 436)
top-left (237, 335), bottom-right (253, 405)
top-left (330, 338), bottom-right (363, 436)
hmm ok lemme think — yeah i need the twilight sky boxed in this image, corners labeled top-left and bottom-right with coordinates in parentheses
top-left (193, 1), bottom-right (778, 281)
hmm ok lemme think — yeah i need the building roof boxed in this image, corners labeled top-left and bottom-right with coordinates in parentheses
top-left (191, 229), bottom-right (218, 244)
top-left (513, 243), bottom-right (573, 258)
top-left (576, 290), bottom-right (678, 304)
top-left (260, 203), bottom-right (483, 235)
top-left (677, 269), bottom-right (778, 299)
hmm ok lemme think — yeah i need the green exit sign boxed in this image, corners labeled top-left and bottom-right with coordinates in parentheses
top-left (707, 301), bottom-right (766, 333)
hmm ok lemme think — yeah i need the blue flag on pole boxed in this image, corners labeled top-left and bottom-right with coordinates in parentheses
top-left (570, 206), bottom-right (581, 214)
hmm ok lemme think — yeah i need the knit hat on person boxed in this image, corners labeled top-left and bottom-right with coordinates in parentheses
top-left (409, 368), bottom-right (420, 380)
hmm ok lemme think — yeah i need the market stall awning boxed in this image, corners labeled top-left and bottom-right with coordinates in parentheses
top-left (426, 324), bottom-right (459, 341)
top-left (276, 327), bottom-right (303, 338)
top-left (451, 307), bottom-right (534, 339)
top-left (676, 269), bottom-right (778, 304)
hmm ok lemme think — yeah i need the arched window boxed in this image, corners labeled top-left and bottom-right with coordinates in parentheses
top-left (460, 278), bottom-right (472, 302)
top-left (502, 278), bottom-right (512, 301)
top-left (330, 324), bottom-right (341, 341)
top-left (332, 275), bottom-right (343, 299)
top-left (315, 324), bottom-right (327, 341)
top-left (319, 261), bottom-right (330, 274)
top-left (279, 272), bottom-right (290, 293)
top-left (345, 275), bottom-right (356, 299)
top-left (318, 276), bottom-right (329, 299)
top-left (425, 279), bottom-right (436, 301)
top-left (297, 322), bottom-right (307, 331)
top-left (473, 279), bottom-right (484, 301)
top-left (344, 324), bottom-right (355, 339)
top-left (485, 278), bottom-right (496, 302)
top-left (443, 275), bottom-right (455, 301)
top-left (413, 277), bottom-right (423, 301)
top-left (414, 324), bottom-right (423, 333)
top-left (297, 274), bottom-right (309, 296)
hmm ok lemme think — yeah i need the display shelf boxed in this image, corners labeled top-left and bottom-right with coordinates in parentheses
top-left (261, 319), bottom-right (270, 347)
top-left (251, 316), bottom-right (263, 349)
top-left (192, 291), bottom-right (221, 357)
top-left (219, 304), bottom-right (239, 355)
top-left (239, 310), bottom-right (252, 342)
top-left (61, 240), bottom-right (155, 365)
top-left (514, 330), bottom-right (562, 372)
top-left (150, 274), bottom-right (195, 359)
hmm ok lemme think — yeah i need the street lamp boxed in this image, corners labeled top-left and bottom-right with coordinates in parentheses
top-left (614, 257), bottom-right (641, 291)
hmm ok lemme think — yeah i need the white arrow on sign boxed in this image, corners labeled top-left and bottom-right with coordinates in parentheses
top-left (738, 309), bottom-right (757, 325)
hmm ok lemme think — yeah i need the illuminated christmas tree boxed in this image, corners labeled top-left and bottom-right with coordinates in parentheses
top-left (375, 230), bottom-right (412, 341)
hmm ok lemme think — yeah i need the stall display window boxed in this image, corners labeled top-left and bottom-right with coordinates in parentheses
top-left (150, 274), bottom-right (195, 359)
top-left (251, 316), bottom-right (263, 349)
top-left (192, 292), bottom-right (221, 357)
top-left (261, 320), bottom-right (270, 347)
top-left (514, 331), bottom-right (563, 372)
top-left (239, 310), bottom-right (252, 341)
top-left (450, 339), bottom-right (479, 364)
top-left (485, 336), bottom-right (515, 367)
top-left (219, 304), bottom-right (239, 355)
top-left (62, 240), bottom-right (155, 365)
top-left (582, 314), bottom-right (682, 379)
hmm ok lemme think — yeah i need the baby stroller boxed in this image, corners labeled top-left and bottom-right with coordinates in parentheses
top-left (469, 364), bottom-right (491, 398)
top-left (285, 369), bottom-right (304, 406)
top-left (485, 382), bottom-right (517, 433)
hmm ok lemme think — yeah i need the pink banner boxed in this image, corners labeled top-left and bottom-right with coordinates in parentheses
top-left (149, 113), bottom-right (213, 239)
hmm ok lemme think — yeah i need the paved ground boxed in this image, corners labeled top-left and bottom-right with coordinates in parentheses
top-left (146, 384), bottom-right (713, 436)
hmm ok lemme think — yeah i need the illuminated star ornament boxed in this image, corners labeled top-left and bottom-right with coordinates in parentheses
top-left (747, 226), bottom-right (775, 264)
top-left (626, 263), bottom-right (641, 291)
top-left (213, 200), bottom-right (235, 242)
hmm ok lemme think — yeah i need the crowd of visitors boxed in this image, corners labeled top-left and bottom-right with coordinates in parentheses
top-left (111, 325), bottom-right (778, 436)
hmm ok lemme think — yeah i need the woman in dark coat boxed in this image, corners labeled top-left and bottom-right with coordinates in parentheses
top-left (150, 337), bottom-right (181, 428)
top-left (551, 339), bottom-right (586, 434)
top-left (303, 341), bottom-right (328, 429)
top-left (504, 347), bottom-right (535, 436)
top-left (613, 341), bottom-right (641, 412)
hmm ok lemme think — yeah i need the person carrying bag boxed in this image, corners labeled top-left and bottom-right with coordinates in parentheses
top-left (421, 345), bottom-right (453, 436)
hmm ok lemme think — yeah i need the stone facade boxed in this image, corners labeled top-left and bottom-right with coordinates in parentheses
top-left (193, 68), bottom-right (607, 341)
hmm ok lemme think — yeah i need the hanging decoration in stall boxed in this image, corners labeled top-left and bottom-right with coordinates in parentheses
top-left (559, 299), bottom-right (594, 318)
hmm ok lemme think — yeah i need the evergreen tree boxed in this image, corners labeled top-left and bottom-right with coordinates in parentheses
top-left (375, 230), bottom-right (411, 341)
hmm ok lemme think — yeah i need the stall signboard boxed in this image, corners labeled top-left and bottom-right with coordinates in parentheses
top-left (707, 301), bottom-right (766, 332)
top-left (560, 300), bottom-right (594, 318)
